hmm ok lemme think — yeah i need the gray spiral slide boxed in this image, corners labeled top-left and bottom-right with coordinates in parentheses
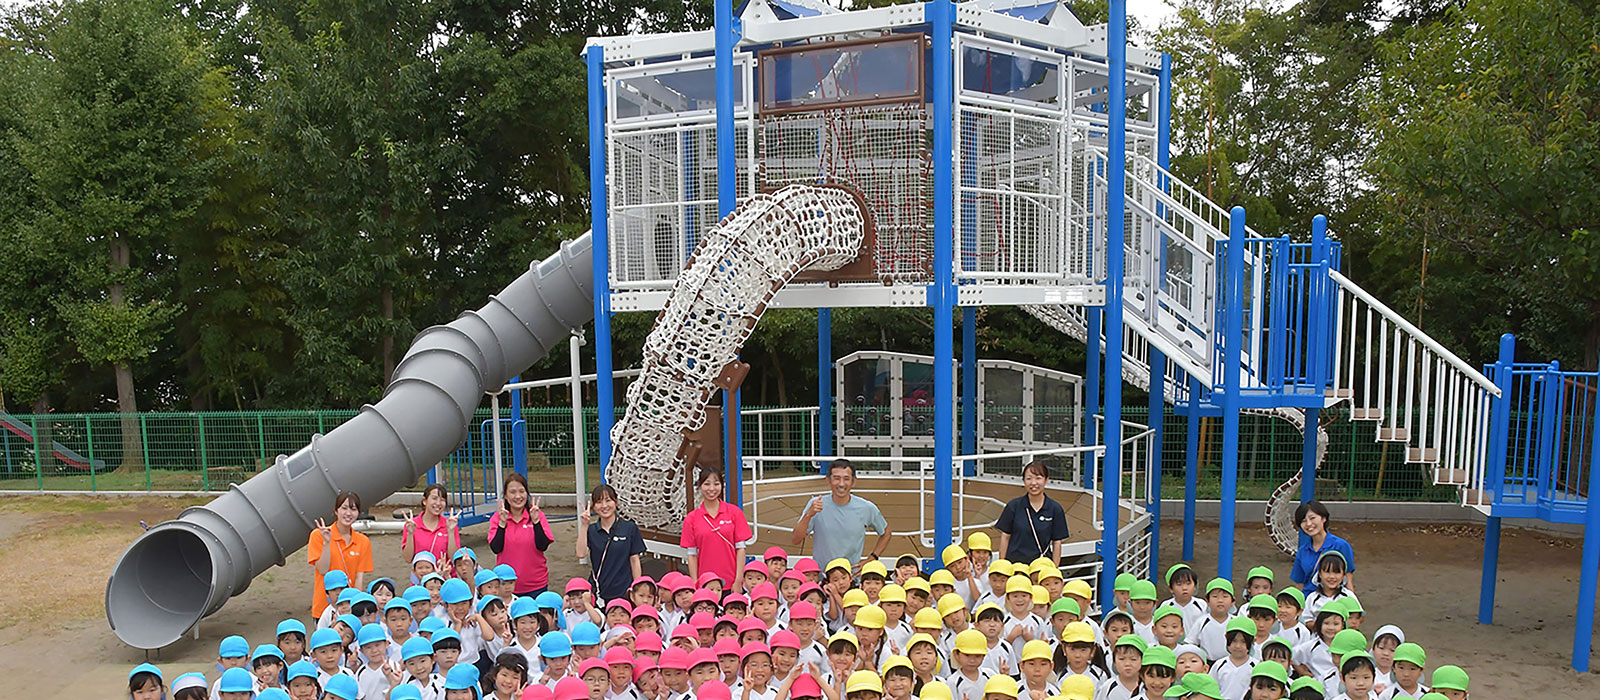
top-left (104, 233), bottom-right (595, 649)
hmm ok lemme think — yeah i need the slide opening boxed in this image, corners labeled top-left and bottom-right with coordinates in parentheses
top-left (106, 526), bottom-right (217, 648)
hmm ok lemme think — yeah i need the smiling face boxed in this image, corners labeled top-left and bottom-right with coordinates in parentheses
top-left (335, 497), bottom-right (361, 527)
top-left (130, 677), bottom-right (163, 700)
top-left (827, 465), bottom-right (855, 500)
top-left (424, 488), bottom-right (447, 516)
top-left (699, 472), bottom-right (723, 505)
top-left (504, 479), bottom-right (528, 511)
top-left (1023, 469), bottom-right (1047, 496)
top-left (1299, 510), bottom-right (1326, 537)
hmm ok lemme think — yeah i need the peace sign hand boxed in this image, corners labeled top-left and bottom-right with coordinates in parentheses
top-left (381, 660), bottom-right (405, 685)
top-left (315, 518), bottom-right (332, 542)
top-left (531, 496), bottom-right (543, 513)
top-left (445, 509), bottom-right (461, 529)
top-left (578, 498), bottom-right (594, 526)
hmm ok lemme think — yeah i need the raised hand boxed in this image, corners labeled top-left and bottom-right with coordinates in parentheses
top-left (807, 496), bottom-right (824, 517)
top-left (381, 660), bottom-right (405, 685)
top-left (578, 498), bottom-right (594, 526)
top-left (531, 496), bottom-right (543, 512)
top-left (998, 657), bottom-right (1010, 675)
top-left (445, 509), bottom-right (460, 529)
top-left (315, 518), bottom-right (332, 542)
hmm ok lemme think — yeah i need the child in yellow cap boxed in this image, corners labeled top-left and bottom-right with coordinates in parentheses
top-left (1056, 621), bottom-right (1110, 688)
top-left (905, 634), bottom-right (944, 692)
top-left (880, 655), bottom-right (916, 700)
top-left (1002, 575), bottom-right (1045, 650)
top-left (949, 630), bottom-right (996, 700)
top-left (846, 670), bottom-right (885, 700)
top-left (1057, 674), bottom-right (1095, 700)
top-left (1015, 640), bottom-right (1059, 697)
top-left (967, 533), bottom-right (994, 580)
top-left (978, 561), bottom-right (1014, 610)
top-left (981, 674), bottom-right (1019, 700)
top-left (941, 545), bottom-right (980, 607)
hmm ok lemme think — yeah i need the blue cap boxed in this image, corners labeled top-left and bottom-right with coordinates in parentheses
top-left (287, 659), bottom-right (318, 681)
top-left (336, 588), bottom-right (363, 606)
top-left (170, 672), bottom-right (207, 693)
top-left (385, 597), bottom-right (413, 614)
top-left (336, 614), bottom-right (363, 632)
top-left (324, 569), bottom-right (350, 590)
top-left (441, 578), bottom-right (472, 604)
top-left (401, 636), bottom-right (435, 661)
top-left (352, 592), bottom-right (378, 607)
top-left (260, 689), bottom-right (292, 700)
top-left (452, 547), bottom-right (477, 562)
top-left (474, 570), bottom-right (498, 589)
top-left (534, 591), bottom-right (563, 611)
top-left (421, 572), bottom-right (445, 586)
top-left (309, 627), bottom-right (343, 650)
top-left (219, 634), bottom-right (250, 658)
top-left (494, 564), bottom-right (517, 582)
top-left (475, 596), bottom-right (500, 613)
top-left (220, 666), bottom-right (255, 693)
top-left (357, 622), bottom-right (390, 647)
top-left (432, 628), bottom-right (462, 647)
top-left (390, 685), bottom-right (424, 700)
top-left (324, 673), bottom-right (360, 700)
top-left (404, 585), bottom-right (431, 605)
top-left (368, 577), bottom-right (396, 594)
top-left (445, 663), bottom-right (480, 690)
top-left (571, 621), bottom-right (602, 646)
top-left (510, 596), bottom-right (539, 619)
top-left (412, 551), bottom-right (439, 566)
top-left (252, 644), bottom-right (285, 663)
top-left (539, 631), bottom-right (573, 658)
top-left (419, 617), bottom-right (446, 635)
top-left (127, 662), bottom-right (162, 681)
top-left (276, 619), bottom-right (307, 638)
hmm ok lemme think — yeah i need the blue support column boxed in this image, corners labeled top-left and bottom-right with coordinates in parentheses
top-left (962, 306), bottom-right (978, 476)
top-left (1184, 379), bottom-right (1200, 561)
top-left (1302, 215), bottom-right (1329, 505)
top-left (510, 376), bottom-right (527, 477)
top-left (819, 309), bottom-right (834, 458)
top-left (1099, 0), bottom-right (1128, 613)
top-left (1574, 371), bottom-right (1600, 671)
top-left (1148, 351), bottom-right (1165, 580)
top-left (715, 0), bottom-right (742, 506)
top-left (586, 46), bottom-right (615, 476)
top-left (1480, 333), bottom-right (1515, 625)
top-left (1301, 407), bottom-right (1318, 503)
top-left (929, 0), bottom-right (956, 550)
top-left (1086, 310), bottom-right (1102, 449)
top-left (1218, 207), bottom-right (1246, 581)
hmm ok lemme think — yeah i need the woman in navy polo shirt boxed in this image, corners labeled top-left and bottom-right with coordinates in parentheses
top-left (1289, 500), bottom-right (1357, 593)
top-left (995, 460), bottom-right (1068, 565)
top-left (577, 483), bottom-right (646, 602)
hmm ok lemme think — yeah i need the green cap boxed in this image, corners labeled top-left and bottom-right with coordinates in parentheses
top-left (1339, 650), bottom-right (1375, 675)
top-left (1246, 594), bottom-right (1278, 613)
top-left (1204, 578), bottom-right (1234, 597)
top-left (1140, 645), bottom-right (1176, 669)
top-left (1392, 642), bottom-right (1426, 668)
top-left (1262, 636), bottom-right (1292, 653)
top-left (1330, 629), bottom-right (1368, 656)
top-left (1250, 661), bottom-right (1289, 685)
top-left (1130, 580), bottom-right (1158, 602)
top-left (1417, 694), bottom-right (1449, 700)
top-left (1429, 665), bottom-right (1469, 692)
top-left (1114, 573), bottom-right (1136, 592)
top-left (1177, 672), bottom-right (1225, 700)
top-left (1224, 617), bottom-right (1256, 636)
top-left (1162, 685), bottom-right (1188, 698)
top-left (1246, 566), bottom-right (1275, 584)
top-left (1318, 598), bottom-right (1349, 620)
top-left (1151, 604), bottom-right (1184, 625)
top-left (1288, 678), bottom-right (1324, 695)
top-left (1049, 597), bottom-right (1081, 618)
top-left (1276, 586), bottom-right (1306, 610)
top-left (1164, 563), bottom-right (1194, 586)
top-left (1113, 634), bottom-right (1149, 653)
top-left (1344, 597), bottom-right (1365, 614)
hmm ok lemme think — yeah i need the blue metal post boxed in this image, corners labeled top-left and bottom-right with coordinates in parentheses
top-left (1575, 375), bottom-right (1600, 670)
top-left (1310, 215), bottom-right (1330, 389)
top-left (819, 309), bottom-right (834, 457)
top-left (962, 306), bottom-right (978, 476)
top-left (1148, 351), bottom-right (1165, 580)
top-left (1086, 310), bottom-right (1102, 450)
top-left (510, 376), bottom-right (527, 477)
top-left (1218, 207), bottom-right (1246, 580)
top-left (715, 0), bottom-right (742, 507)
top-left (1479, 333), bottom-right (1516, 624)
top-left (1099, 0), bottom-right (1128, 612)
top-left (929, 0), bottom-right (956, 550)
top-left (1184, 378), bottom-right (1200, 561)
top-left (587, 46), bottom-right (615, 476)
top-left (1301, 407), bottom-right (1318, 503)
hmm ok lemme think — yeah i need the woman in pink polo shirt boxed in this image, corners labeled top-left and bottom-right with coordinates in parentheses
top-left (488, 472), bottom-right (556, 595)
top-left (401, 484), bottom-right (462, 575)
top-left (680, 467), bottom-right (752, 594)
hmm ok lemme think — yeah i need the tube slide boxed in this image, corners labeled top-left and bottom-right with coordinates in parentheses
top-left (104, 233), bottom-right (595, 649)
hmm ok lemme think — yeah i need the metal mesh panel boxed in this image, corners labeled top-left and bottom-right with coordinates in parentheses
top-left (956, 103), bottom-right (1067, 280)
top-left (758, 104), bottom-right (931, 282)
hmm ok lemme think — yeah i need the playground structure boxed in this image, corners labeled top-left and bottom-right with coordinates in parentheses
top-left (101, 0), bottom-right (1599, 671)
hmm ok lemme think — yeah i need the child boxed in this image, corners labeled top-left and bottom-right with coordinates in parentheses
top-left (352, 592), bottom-right (381, 627)
top-left (980, 674), bottom-right (1017, 700)
top-left (354, 623), bottom-right (396, 699)
top-left (948, 630), bottom-right (995, 700)
top-left (1001, 575), bottom-right (1043, 650)
top-left (605, 599), bottom-right (634, 630)
top-left (1330, 651), bottom-right (1377, 700)
top-left (398, 636), bottom-right (446, 697)
top-left (484, 652), bottom-right (529, 700)
top-left (422, 573), bottom-right (449, 620)
top-left (1054, 622), bottom-right (1109, 688)
top-left (1301, 551), bottom-right (1357, 625)
top-left (1173, 645), bottom-right (1207, 679)
top-left (893, 554), bottom-right (919, 586)
top-left (766, 547), bottom-right (791, 582)
top-left (309, 627), bottom-right (357, 687)
top-left (1207, 618), bottom-right (1256, 700)
top-left (493, 565), bottom-right (517, 607)
top-left (320, 570), bottom-right (352, 628)
top-left (1427, 665), bottom-right (1468, 700)
top-left (1012, 640), bottom-right (1058, 697)
top-left (860, 561), bottom-right (890, 603)
top-left (905, 634), bottom-right (943, 693)
top-left (1061, 581), bottom-right (1099, 643)
top-left (433, 628), bottom-right (465, 678)
top-left (660, 573), bottom-right (692, 637)
top-left (477, 597), bottom-right (515, 663)
top-left (252, 645), bottom-right (287, 691)
top-left (171, 672), bottom-right (208, 700)
top-left (284, 662), bottom-right (321, 700)
top-left (751, 583), bottom-right (783, 634)
top-left (573, 621), bottom-right (605, 662)
top-left (212, 635), bottom-right (255, 698)
top-left (443, 664), bottom-right (481, 700)
top-left (881, 655), bottom-right (916, 700)
top-left (878, 584), bottom-right (913, 650)
top-left (371, 577), bottom-right (398, 609)
top-left (787, 601), bottom-right (826, 667)
top-left (1343, 598), bottom-right (1366, 632)
top-left (1038, 567), bottom-right (1065, 605)
top-left (404, 586), bottom-right (435, 630)
top-left (1170, 673), bottom-right (1224, 700)
top-left (1150, 605), bottom-right (1185, 651)
top-left (1380, 642), bottom-right (1427, 700)
top-left (603, 648), bottom-right (639, 700)
top-left (1138, 646), bottom-right (1178, 700)
top-left (476, 569), bottom-right (501, 603)
top-left (386, 598), bottom-right (415, 650)
top-left (1186, 578), bottom-right (1235, 663)
top-left (658, 648), bottom-right (693, 700)
top-left (744, 565), bottom-right (770, 595)
top-left (1243, 596), bottom-right (1278, 655)
top-left (1048, 598), bottom-right (1083, 647)
top-left (930, 569), bottom-right (958, 605)
top-left (506, 596), bottom-right (545, 670)
top-left (439, 579), bottom-right (481, 666)
top-left (1100, 610), bottom-right (1134, 653)
top-left (943, 546), bottom-right (979, 606)
top-left (967, 533), bottom-right (994, 581)
top-left (1258, 638), bottom-right (1293, 677)
top-left (847, 671), bottom-right (886, 700)
top-left (1097, 635), bottom-right (1145, 700)
top-left (688, 648), bottom-right (723, 692)
top-left (537, 632), bottom-right (575, 686)
top-left (1369, 625), bottom-right (1403, 695)
top-left (972, 604), bottom-right (1014, 674)
top-left (1245, 662), bottom-right (1289, 700)
top-left (127, 663), bottom-right (163, 700)
top-left (217, 667), bottom-right (258, 700)
top-left (1160, 565), bottom-right (1207, 636)
top-left (937, 593), bottom-right (971, 659)
top-left (734, 642), bottom-right (778, 700)
top-left (1236, 568), bottom-right (1275, 615)
top-left (1290, 600), bottom-right (1345, 687)
top-left (631, 576), bottom-right (661, 610)
top-left (780, 572), bottom-right (808, 619)
top-left (714, 638), bottom-right (742, 683)
top-left (825, 632), bottom-right (861, 689)
top-left (1287, 678), bottom-right (1324, 700)
top-left (578, 658), bottom-right (613, 700)
top-left (633, 660), bottom-right (662, 700)
top-left (977, 562), bottom-right (1012, 610)
top-left (1127, 581), bottom-right (1159, 645)
top-left (1059, 676), bottom-right (1095, 700)
top-left (278, 619), bottom-right (309, 667)
top-left (1111, 574), bottom-right (1135, 614)
top-left (1271, 588), bottom-right (1309, 648)
top-left (723, 595), bottom-right (750, 622)
top-left (770, 629), bottom-right (803, 679)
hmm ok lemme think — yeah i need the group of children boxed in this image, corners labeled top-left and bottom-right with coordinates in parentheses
top-left (126, 532), bottom-right (1474, 700)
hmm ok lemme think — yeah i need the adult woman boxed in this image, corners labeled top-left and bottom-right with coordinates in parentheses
top-left (1289, 500), bottom-right (1357, 593)
top-left (577, 483), bottom-right (647, 602)
top-left (487, 472), bottom-right (556, 595)
top-left (402, 484), bottom-right (462, 572)
top-left (994, 460), bottom-right (1068, 565)
top-left (679, 467), bottom-right (753, 592)
top-left (309, 491), bottom-right (374, 616)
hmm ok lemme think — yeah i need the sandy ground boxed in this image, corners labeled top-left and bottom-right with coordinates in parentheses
top-left (1, 495), bottom-right (1596, 696)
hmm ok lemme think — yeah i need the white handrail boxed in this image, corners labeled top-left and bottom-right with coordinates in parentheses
top-left (1328, 269), bottom-right (1499, 394)
top-left (495, 368), bottom-right (644, 393)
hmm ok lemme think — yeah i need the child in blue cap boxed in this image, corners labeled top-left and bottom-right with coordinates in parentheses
top-left (353, 592), bottom-right (382, 627)
top-left (422, 572), bottom-right (450, 621)
top-left (258, 689), bottom-right (292, 700)
top-left (310, 627), bottom-right (357, 688)
top-left (170, 671), bottom-right (208, 700)
top-left (494, 564), bottom-right (518, 607)
top-left (252, 644), bottom-right (287, 692)
top-left (323, 673), bottom-right (361, 700)
top-left (441, 578), bottom-right (484, 667)
top-left (452, 547), bottom-right (480, 583)
top-left (443, 664), bottom-right (482, 700)
top-left (398, 636), bottom-right (447, 697)
top-left (277, 619), bottom-right (309, 667)
top-left (371, 577), bottom-right (399, 609)
top-left (356, 622), bottom-right (399, 698)
top-left (434, 628), bottom-right (466, 678)
top-left (285, 660), bottom-right (321, 700)
top-left (218, 666), bottom-right (258, 700)
top-left (390, 685), bottom-right (425, 700)
top-left (127, 663), bottom-right (163, 700)
top-left (213, 635), bottom-right (255, 697)
top-left (320, 570), bottom-right (353, 628)
top-left (475, 569), bottom-right (501, 603)
top-left (474, 596), bottom-right (513, 663)
top-left (404, 585), bottom-right (434, 632)
top-left (386, 597), bottom-right (417, 655)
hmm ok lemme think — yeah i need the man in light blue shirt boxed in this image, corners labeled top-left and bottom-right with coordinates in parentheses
top-left (791, 458), bottom-right (894, 569)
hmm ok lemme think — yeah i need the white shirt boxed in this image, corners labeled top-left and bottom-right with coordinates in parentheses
top-left (354, 663), bottom-right (393, 700)
top-left (947, 669), bottom-right (993, 700)
top-left (1160, 596), bottom-right (1208, 637)
top-left (453, 622), bottom-right (484, 666)
top-left (606, 687), bottom-right (643, 700)
top-left (798, 640), bottom-right (828, 670)
top-left (731, 679), bottom-right (778, 700)
top-left (1187, 613), bottom-right (1233, 663)
top-left (887, 619), bottom-right (915, 652)
top-left (980, 639), bottom-right (1013, 675)
top-left (316, 665), bottom-right (358, 689)
top-left (1378, 682), bottom-right (1428, 700)
top-left (1017, 677), bottom-right (1060, 699)
top-left (1272, 620), bottom-right (1312, 649)
top-left (1292, 636), bottom-right (1335, 685)
top-left (1302, 589), bottom-right (1359, 625)
top-left (1060, 665), bottom-right (1109, 690)
top-left (1131, 618), bottom-right (1157, 646)
top-left (1330, 693), bottom-right (1376, 700)
top-left (401, 674), bottom-right (445, 700)
top-left (1093, 678), bottom-right (1140, 700)
top-left (1208, 656), bottom-right (1255, 700)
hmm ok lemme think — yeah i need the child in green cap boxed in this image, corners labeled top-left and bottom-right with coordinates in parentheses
top-left (1292, 598), bottom-right (1347, 685)
top-left (1245, 595), bottom-right (1279, 651)
top-left (1188, 578), bottom-right (1236, 662)
top-left (1210, 618), bottom-right (1257, 699)
top-left (1151, 605), bottom-right (1186, 650)
top-left (1383, 642), bottom-right (1428, 700)
top-left (1161, 564), bottom-right (1207, 635)
top-left (1303, 550), bottom-right (1359, 626)
top-left (1139, 645), bottom-right (1178, 699)
top-left (1273, 587), bottom-right (1310, 648)
top-left (1236, 566), bottom-right (1276, 615)
top-left (1427, 665), bottom-right (1468, 700)
top-left (1129, 580), bottom-right (1160, 644)
top-left (1288, 677), bottom-right (1325, 700)
top-left (1332, 650), bottom-right (1379, 700)
top-left (1246, 661), bottom-right (1290, 700)
top-left (1113, 572), bottom-right (1136, 614)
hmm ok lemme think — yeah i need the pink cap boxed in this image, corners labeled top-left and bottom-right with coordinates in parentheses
top-left (689, 612), bottom-right (717, 629)
top-left (713, 615), bottom-right (739, 631)
top-left (763, 546), bottom-right (788, 561)
top-left (688, 648), bottom-right (719, 669)
top-left (666, 573), bottom-right (695, 591)
top-left (739, 642), bottom-right (772, 662)
top-left (780, 571), bottom-right (806, 583)
top-left (605, 599), bottom-right (633, 614)
top-left (749, 582), bottom-right (778, 602)
top-left (635, 630), bottom-right (664, 652)
top-left (791, 674), bottom-right (824, 698)
top-left (553, 676), bottom-right (590, 700)
top-left (578, 657), bottom-right (610, 678)
top-left (669, 624), bottom-right (699, 641)
top-left (712, 637), bottom-right (741, 657)
top-left (698, 680), bottom-right (733, 700)
top-left (721, 593), bottom-right (748, 607)
top-left (521, 685), bottom-right (554, 700)
top-left (794, 559), bottom-right (821, 574)
top-left (632, 575), bottom-right (657, 588)
top-left (631, 605), bottom-right (660, 621)
top-left (564, 578), bottom-right (592, 594)
top-left (769, 630), bottom-right (802, 650)
top-left (797, 582), bottom-right (824, 600)
top-left (632, 659), bottom-right (658, 683)
top-left (736, 617), bottom-right (767, 636)
top-left (659, 647), bottom-right (691, 671)
top-left (788, 601), bottom-right (819, 620)
top-left (691, 589), bottom-right (720, 606)
top-left (697, 572), bottom-right (721, 587)
top-left (605, 647), bottom-right (636, 666)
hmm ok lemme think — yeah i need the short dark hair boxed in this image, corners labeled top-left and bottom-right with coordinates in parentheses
top-left (1294, 500), bottom-right (1331, 532)
top-left (421, 484), bottom-right (448, 504)
top-left (486, 652), bottom-right (529, 693)
top-left (128, 671), bottom-right (162, 696)
top-left (1340, 653), bottom-right (1376, 677)
top-left (1022, 460), bottom-right (1051, 480)
top-left (334, 490), bottom-right (362, 513)
top-left (351, 599), bottom-right (377, 617)
top-left (696, 467), bottom-right (723, 488)
top-left (826, 458), bottom-right (855, 478)
top-left (432, 636), bottom-right (462, 652)
top-left (591, 483), bottom-right (619, 504)
top-left (975, 605), bottom-right (1006, 623)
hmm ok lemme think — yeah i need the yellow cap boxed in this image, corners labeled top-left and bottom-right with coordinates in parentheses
top-left (842, 589), bottom-right (870, 608)
top-left (903, 577), bottom-right (931, 594)
top-left (986, 560), bottom-right (1013, 577)
top-left (825, 558), bottom-right (853, 574)
top-left (845, 670), bottom-right (884, 695)
top-left (1019, 640), bottom-right (1053, 663)
top-left (937, 593), bottom-right (967, 619)
top-left (1038, 566), bottom-right (1063, 582)
top-left (1060, 621), bottom-right (1095, 644)
top-left (982, 675), bottom-right (1019, 698)
top-left (827, 630), bottom-right (859, 649)
top-left (878, 584), bottom-right (907, 604)
top-left (906, 632), bottom-right (939, 651)
top-left (912, 607), bottom-right (943, 630)
top-left (1005, 574), bottom-right (1033, 595)
top-left (861, 561), bottom-right (889, 579)
top-left (941, 544), bottom-right (968, 567)
top-left (880, 654), bottom-right (912, 675)
top-left (1063, 580), bottom-right (1093, 600)
top-left (929, 570), bottom-right (956, 587)
top-left (920, 681), bottom-right (953, 700)
top-left (1028, 558), bottom-right (1052, 575)
top-left (1030, 585), bottom-right (1050, 605)
top-left (1058, 675), bottom-right (1095, 700)
top-left (973, 602), bottom-right (1004, 620)
top-left (953, 629), bottom-right (988, 656)
top-left (967, 532), bottom-right (993, 552)
top-left (854, 604), bottom-right (887, 630)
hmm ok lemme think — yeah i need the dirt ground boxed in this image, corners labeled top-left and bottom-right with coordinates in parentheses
top-left (1, 495), bottom-right (1596, 696)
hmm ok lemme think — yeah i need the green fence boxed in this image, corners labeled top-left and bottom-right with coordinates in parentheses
top-left (0, 405), bottom-right (1458, 502)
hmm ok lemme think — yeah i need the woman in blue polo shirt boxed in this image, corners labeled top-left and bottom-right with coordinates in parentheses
top-left (995, 460), bottom-right (1069, 565)
top-left (577, 483), bottom-right (646, 602)
top-left (1289, 500), bottom-right (1357, 593)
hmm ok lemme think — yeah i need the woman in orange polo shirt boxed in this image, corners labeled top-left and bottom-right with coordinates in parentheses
top-left (308, 491), bottom-right (374, 616)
